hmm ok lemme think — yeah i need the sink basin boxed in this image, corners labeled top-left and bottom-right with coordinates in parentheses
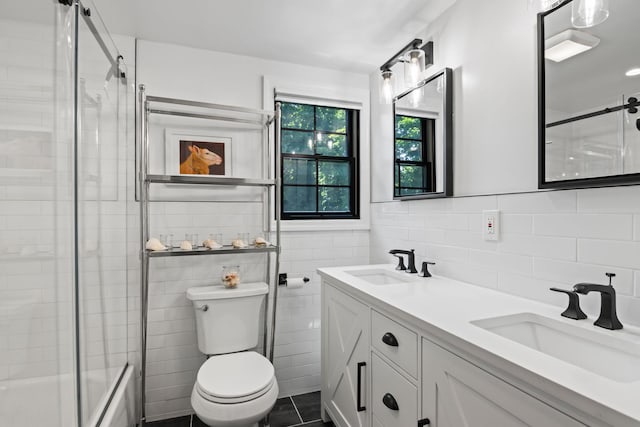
top-left (345, 269), bottom-right (412, 285)
top-left (472, 313), bottom-right (640, 383)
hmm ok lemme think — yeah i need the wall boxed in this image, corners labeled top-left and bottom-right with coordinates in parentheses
top-left (371, 0), bottom-right (539, 201)
top-left (136, 40), bottom-right (370, 421)
top-left (369, 0), bottom-right (640, 325)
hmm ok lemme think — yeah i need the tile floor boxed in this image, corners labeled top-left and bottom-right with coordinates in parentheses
top-left (147, 391), bottom-right (334, 427)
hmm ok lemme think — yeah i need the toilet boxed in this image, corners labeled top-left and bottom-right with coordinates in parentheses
top-left (187, 282), bottom-right (278, 427)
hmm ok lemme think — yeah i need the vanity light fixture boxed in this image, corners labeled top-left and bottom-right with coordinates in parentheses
top-left (404, 48), bottom-right (426, 87)
top-left (380, 69), bottom-right (395, 104)
top-left (378, 39), bottom-right (433, 104)
top-left (572, 0), bottom-right (609, 28)
top-left (544, 29), bottom-right (600, 62)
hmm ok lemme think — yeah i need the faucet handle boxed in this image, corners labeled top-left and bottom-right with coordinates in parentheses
top-left (419, 261), bottom-right (436, 278)
top-left (392, 254), bottom-right (407, 271)
top-left (550, 288), bottom-right (587, 320)
top-left (605, 272), bottom-right (616, 286)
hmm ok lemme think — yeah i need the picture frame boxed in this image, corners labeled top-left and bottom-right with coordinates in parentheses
top-left (165, 129), bottom-right (232, 177)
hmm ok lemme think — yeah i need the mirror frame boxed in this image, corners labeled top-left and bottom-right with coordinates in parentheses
top-left (537, 1), bottom-right (640, 190)
top-left (393, 67), bottom-right (453, 200)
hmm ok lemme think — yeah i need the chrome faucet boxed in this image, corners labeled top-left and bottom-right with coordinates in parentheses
top-left (573, 273), bottom-right (623, 330)
top-left (389, 249), bottom-right (417, 273)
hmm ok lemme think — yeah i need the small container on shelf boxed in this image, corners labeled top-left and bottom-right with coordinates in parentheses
top-left (232, 233), bottom-right (249, 248)
top-left (253, 232), bottom-right (270, 248)
top-left (221, 265), bottom-right (240, 288)
top-left (203, 233), bottom-right (223, 249)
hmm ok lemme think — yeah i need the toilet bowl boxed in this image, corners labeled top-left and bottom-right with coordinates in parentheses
top-left (191, 351), bottom-right (278, 427)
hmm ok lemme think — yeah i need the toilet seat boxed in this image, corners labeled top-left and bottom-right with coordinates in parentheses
top-left (196, 351), bottom-right (275, 404)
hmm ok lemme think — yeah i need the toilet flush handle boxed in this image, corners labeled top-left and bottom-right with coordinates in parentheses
top-left (197, 304), bottom-right (209, 312)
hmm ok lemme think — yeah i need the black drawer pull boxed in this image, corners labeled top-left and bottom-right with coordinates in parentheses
top-left (382, 393), bottom-right (399, 411)
top-left (382, 332), bottom-right (399, 347)
top-left (357, 362), bottom-right (366, 412)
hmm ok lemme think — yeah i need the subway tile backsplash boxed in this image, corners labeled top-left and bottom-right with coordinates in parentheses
top-left (371, 185), bottom-right (640, 328)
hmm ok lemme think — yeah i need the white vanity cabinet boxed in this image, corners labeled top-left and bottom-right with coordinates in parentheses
top-left (421, 338), bottom-right (585, 427)
top-left (321, 279), bottom-right (588, 427)
top-left (322, 284), bottom-right (370, 427)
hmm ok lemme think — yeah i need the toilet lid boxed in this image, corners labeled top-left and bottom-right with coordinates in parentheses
top-left (197, 351), bottom-right (275, 401)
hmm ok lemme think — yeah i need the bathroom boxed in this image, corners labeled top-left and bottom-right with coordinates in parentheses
top-left (1, 0), bottom-right (639, 426)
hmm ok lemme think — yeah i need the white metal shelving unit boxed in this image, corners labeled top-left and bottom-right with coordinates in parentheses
top-left (137, 85), bottom-right (281, 426)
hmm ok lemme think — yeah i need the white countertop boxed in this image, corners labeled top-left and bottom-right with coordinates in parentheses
top-left (317, 264), bottom-right (640, 426)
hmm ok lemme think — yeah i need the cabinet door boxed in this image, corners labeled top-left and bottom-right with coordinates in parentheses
top-left (422, 339), bottom-right (585, 427)
top-left (323, 284), bottom-right (370, 427)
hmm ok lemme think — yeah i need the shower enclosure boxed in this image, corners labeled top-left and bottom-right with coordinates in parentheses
top-left (0, 1), bottom-right (133, 426)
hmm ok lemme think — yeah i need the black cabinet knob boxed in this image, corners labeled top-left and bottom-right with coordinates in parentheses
top-left (382, 332), bottom-right (399, 347)
top-left (382, 393), bottom-right (399, 411)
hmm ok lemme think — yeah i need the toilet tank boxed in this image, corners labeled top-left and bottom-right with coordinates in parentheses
top-left (186, 282), bottom-right (268, 355)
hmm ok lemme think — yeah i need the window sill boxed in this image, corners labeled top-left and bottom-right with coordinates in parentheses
top-left (276, 218), bottom-right (370, 232)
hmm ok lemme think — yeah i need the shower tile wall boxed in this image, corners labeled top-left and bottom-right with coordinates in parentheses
top-left (141, 201), bottom-right (369, 420)
top-left (370, 186), bottom-right (640, 325)
top-left (0, 18), bottom-right (74, 383)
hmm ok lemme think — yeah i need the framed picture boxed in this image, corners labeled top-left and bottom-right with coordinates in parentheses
top-left (165, 129), bottom-right (232, 176)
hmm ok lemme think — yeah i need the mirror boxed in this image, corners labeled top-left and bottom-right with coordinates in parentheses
top-left (539, 0), bottom-right (640, 189)
top-left (393, 68), bottom-right (452, 199)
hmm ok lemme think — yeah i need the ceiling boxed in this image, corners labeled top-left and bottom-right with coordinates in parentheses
top-left (87, 0), bottom-right (455, 73)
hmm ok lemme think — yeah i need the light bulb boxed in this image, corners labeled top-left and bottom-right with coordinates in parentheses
top-left (379, 70), bottom-right (394, 104)
top-left (404, 48), bottom-right (425, 87)
top-left (572, 0), bottom-right (609, 28)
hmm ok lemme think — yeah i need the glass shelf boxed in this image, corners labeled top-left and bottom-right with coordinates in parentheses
top-left (146, 174), bottom-right (275, 187)
top-left (147, 244), bottom-right (278, 258)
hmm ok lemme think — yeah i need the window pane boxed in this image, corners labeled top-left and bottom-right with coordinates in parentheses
top-left (283, 186), bottom-right (316, 212)
top-left (319, 161), bottom-right (350, 186)
top-left (395, 115), bottom-right (422, 139)
top-left (319, 187), bottom-right (350, 212)
top-left (283, 158), bottom-right (316, 185)
top-left (395, 139), bottom-right (422, 161)
top-left (281, 103), bottom-right (314, 130)
top-left (316, 106), bottom-right (347, 133)
top-left (282, 130), bottom-right (314, 154)
top-left (400, 188), bottom-right (423, 196)
top-left (399, 165), bottom-right (425, 188)
top-left (316, 133), bottom-right (347, 157)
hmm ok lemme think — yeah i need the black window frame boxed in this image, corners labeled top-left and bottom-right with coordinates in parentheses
top-left (394, 114), bottom-right (436, 197)
top-left (278, 101), bottom-right (360, 220)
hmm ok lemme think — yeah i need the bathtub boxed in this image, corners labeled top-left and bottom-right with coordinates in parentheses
top-left (0, 365), bottom-right (136, 427)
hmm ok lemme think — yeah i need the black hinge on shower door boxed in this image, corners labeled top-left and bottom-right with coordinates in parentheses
top-left (418, 418), bottom-right (431, 426)
top-left (58, 0), bottom-right (73, 5)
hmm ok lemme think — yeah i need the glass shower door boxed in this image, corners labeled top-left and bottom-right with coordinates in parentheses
top-left (0, 2), bottom-right (77, 426)
top-left (75, 3), bottom-right (129, 425)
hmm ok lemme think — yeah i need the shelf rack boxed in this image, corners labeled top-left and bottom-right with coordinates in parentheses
top-left (137, 85), bottom-right (282, 426)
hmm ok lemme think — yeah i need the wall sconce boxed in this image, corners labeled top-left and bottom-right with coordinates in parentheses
top-left (378, 38), bottom-right (433, 104)
top-left (571, 0), bottom-right (609, 28)
top-left (379, 69), bottom-right (395, 105)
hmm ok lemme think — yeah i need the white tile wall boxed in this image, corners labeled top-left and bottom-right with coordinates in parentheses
top-left (371, 186), bottom-right (640, 326)
top-left (142, 220), bottom-right (369, 420)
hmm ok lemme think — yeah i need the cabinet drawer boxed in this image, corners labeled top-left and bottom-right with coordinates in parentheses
top-left (372, 309), bottom-right (418, 378)
top-left (372, 353), bottom-right (418, 427)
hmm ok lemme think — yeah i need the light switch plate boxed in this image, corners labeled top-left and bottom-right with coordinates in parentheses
top-left (483, 210), bottom-right (500, 241)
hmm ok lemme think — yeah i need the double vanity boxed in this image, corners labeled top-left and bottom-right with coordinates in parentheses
top-left (318, 265), bottom-right (640, 427)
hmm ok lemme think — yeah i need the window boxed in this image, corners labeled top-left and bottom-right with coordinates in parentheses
top-left (394, 114), bottom-right (436, 197)
top-left (279, 101), bottom-right (359, 220)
